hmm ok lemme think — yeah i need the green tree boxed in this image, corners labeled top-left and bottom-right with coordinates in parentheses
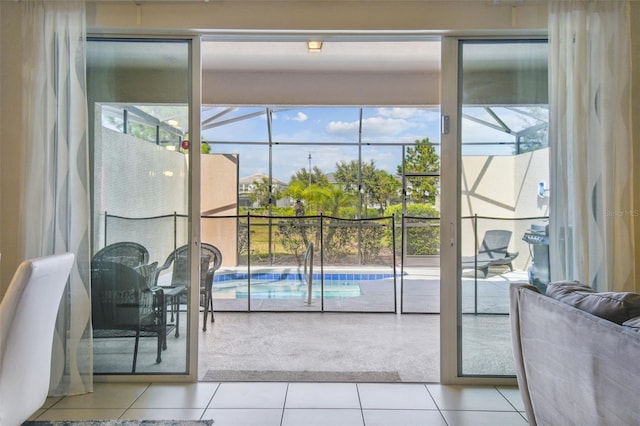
top-left (334, 160), bottom-right (360, 192)
top-left (397, 138), bottom-right (440, 204)
top-left (298, 184), bottom-right (353, 217)
top-left (316, 185), bottom-right (354, 217)
top-left (285, 166), bottom-right (330, 214)
top-left (289, 166), bottom-right (329, 190)
top-left (285, 180), bottom-right (307, 204)
top-left (249, 176), bottom-right (282, 207)
top-left (334, 160), bottom-right (401, 215)
top-left (306, 185), bottom-right (356, 260)
top-left (367, 169), bottom-right (401, 214)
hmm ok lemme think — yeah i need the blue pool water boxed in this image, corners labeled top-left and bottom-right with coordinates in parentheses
top-left (213, 272), bottom-right (394, 300)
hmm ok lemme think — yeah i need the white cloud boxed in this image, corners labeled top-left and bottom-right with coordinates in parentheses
top-left (377, 107), bottom-right (440, 123)
top-left (377, 107), bottom-right (421, 119)
top-left (326, 116), bottom-right (416, 138)
top-left (325, 109), bottom-right (440, 140)
top-left (362, 116), bottom-right (417, 135)
top-left (293, 112), bottom-right (308, 122)
top-left (282, 111), bottom-right (308, 122)
top-left (325, 120), bottom-right (359, 136)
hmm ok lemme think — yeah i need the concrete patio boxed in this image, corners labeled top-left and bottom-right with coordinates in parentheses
top-left (93, 266), bottom-right (523, 381)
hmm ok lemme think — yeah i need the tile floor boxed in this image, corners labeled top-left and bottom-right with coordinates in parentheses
top-left (30, 381), bottom-right (528, 425)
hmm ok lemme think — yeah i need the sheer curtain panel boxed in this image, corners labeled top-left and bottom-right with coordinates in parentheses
top-left (21, 0), bottom-right (92, 395)
top-left (548, 0), bottom-right (634, 292)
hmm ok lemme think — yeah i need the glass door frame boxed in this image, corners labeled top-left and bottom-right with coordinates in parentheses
top-left (440, 35), bottom-right (462, 385)
top-left (188, 34), bottom-right (203, 383)
top-left (88, 33), bottom-right (202, 383)
top-left (440, 35), bottom-right (545, 385)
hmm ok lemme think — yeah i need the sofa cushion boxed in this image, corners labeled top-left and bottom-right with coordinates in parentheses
top-left (546, 280), bottom-right (640, 324)
top-left (622, 316), bottom-right (640, 329)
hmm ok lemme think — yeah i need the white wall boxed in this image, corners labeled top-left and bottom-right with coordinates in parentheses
top-left (94, 123), bottom-right (190, 264)
top-left (202, 69), bottom-right (439, 105)
top-left (86, 1), bottom-right (547, 31)
top-left (0, 1), bottom-right (26, 295)
top-left (461, 148), bottom-right (549, 271)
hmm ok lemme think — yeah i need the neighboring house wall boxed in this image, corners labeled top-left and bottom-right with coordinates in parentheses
top-left (239, 173), bottom-right (289, 208)
top-left (202, 154), bottom-right (238, 267)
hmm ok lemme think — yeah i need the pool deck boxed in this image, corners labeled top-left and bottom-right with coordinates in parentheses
top-left (212, 266), bottom-right (527, 314)
top-left (197, 266), bottom-right (524, 382)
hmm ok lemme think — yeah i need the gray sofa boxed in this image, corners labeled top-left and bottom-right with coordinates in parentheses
top-left (510, 281), bottom-right (640, 426)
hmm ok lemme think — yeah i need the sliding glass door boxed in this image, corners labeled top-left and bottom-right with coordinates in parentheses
top-left (87, 38), bottom-right (197, 376)
top-left (441, 37), bottom-right (549, 382)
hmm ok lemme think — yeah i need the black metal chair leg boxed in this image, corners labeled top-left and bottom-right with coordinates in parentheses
top-left (133, 331), bottom-right (140, 373)
top-left (161, 294), bottom-right (168, 350)
top-left (202, 292), bottom-right (209, 331)
top-left (210, 295), bottom-right (215, 323)
top-left (156, 330), bottom-right (162, 364)
top-left (203, 289), bottom-right (214, 331)
top-left (174, 294), bottom-right (180, 338)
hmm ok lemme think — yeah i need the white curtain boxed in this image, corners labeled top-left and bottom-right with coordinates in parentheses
top-left (21, 1), bottom-right (92, 395)
top-left (548, 0), bottom-right (634, 292)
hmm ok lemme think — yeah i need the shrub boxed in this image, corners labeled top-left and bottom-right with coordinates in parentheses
top-left (275, 219), bottom-right (308, 265)
top-left (384, 203), bottom-right (440, 255)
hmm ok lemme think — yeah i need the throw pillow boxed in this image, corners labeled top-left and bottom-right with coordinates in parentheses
top-left (622, 316), bottom-right (640, 330)
top-left (547, 281), bottom-right (640, 324)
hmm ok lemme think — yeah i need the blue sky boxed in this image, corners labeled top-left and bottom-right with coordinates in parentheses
top-left (201, 106), bottom-right (442, 182)
top-left (200, 105), bottom-right (547, 182)
top-left (107, 104), bottom-right (547, 183)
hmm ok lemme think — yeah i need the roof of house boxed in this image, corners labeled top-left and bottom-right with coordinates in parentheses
top-left (239, 173), bottom-right (287, 186)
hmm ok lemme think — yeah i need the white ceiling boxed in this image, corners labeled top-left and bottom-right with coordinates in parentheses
top-left (201, 40), bottom-right (441, 72)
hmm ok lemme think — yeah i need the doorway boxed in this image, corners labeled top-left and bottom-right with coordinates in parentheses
top-left (197, 38), bottom-right (444, 382)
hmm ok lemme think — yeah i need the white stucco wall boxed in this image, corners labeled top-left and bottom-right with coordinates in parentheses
top-left (461, 148), bottom-right (549, 271)
top-left (93, 123), bottom-right (190, 264)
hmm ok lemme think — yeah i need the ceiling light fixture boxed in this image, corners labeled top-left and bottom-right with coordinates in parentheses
top-left (307, 40), bottom-right (323, 53)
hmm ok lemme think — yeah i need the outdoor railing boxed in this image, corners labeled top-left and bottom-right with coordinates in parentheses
top-left (461, 214), bottom-right (550, 315)
top-left (99, 212), bottom-right (398, 313)
top-left (97, 211), bottom-right (548, 315)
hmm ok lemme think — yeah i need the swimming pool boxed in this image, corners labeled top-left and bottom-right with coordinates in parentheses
top-left (212, 271), bottom-right (395, 300)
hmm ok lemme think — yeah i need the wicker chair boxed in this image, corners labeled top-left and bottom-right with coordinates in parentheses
top-left (155, 243), bottom-right (222, 331)
top-left (92, 241), bottom-right (149, 268)
top-left (91, 260), bottom-right (164, 373)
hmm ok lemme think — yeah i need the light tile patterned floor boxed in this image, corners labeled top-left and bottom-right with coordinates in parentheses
top-left (31, 382), bottom-right (527, 425)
